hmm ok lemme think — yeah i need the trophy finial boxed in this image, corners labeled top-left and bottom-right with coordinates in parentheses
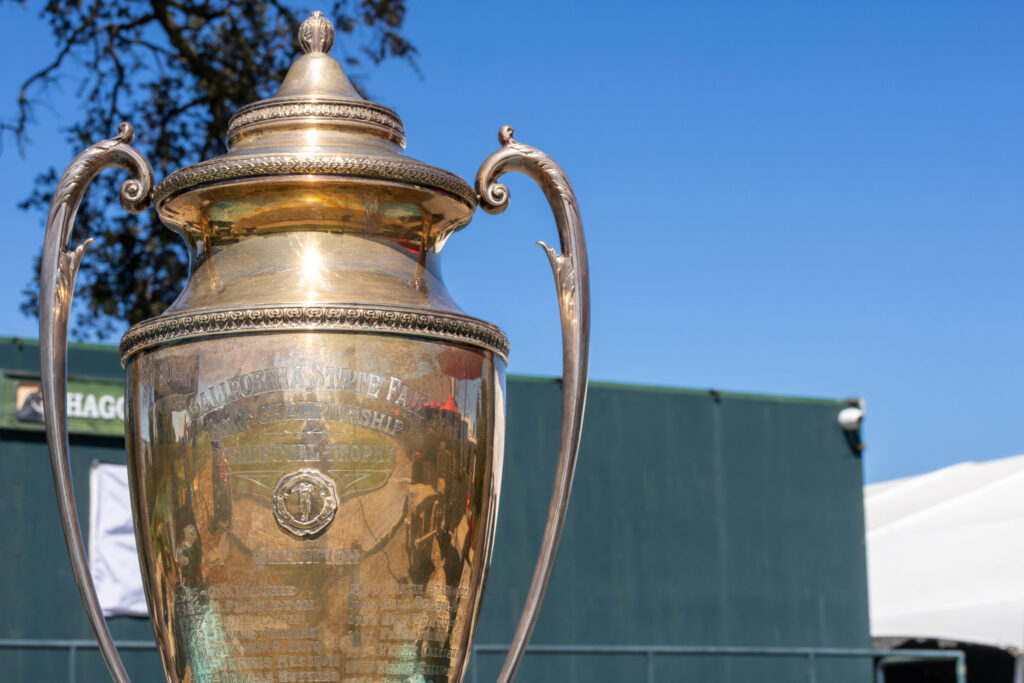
top-left (298, 11), bottom-right (335, 54)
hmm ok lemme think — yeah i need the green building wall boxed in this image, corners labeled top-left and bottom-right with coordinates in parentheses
top-left (0, 338), bottom-right (870, 681)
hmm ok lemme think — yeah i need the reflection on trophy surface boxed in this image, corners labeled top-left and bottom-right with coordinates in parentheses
top-left (40, 8), bottom-right (587, 683)
top-left (128, 336), bottom-right (504, 682)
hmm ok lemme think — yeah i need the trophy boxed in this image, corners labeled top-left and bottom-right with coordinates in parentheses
top-left (39, 11), bottom-right (588, 683)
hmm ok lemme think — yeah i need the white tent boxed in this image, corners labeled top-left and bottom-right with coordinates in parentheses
top-left (866, 454), bottom-right (1024, 676)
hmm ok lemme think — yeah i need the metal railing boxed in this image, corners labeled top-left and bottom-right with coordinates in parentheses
top-left (0, 639), bottom-right (155, 683)
top-left (0, 638), bottom-right (966, 683)
top-left (471, 644), bottom-right (966, 683)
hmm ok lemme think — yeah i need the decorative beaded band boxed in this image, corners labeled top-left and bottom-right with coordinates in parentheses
top-left (120, 304), bottom-right (510, 364)
top-left (153, 153), bottom-right (478, 209)
top-left (227, 98), bottom-right (406, 146)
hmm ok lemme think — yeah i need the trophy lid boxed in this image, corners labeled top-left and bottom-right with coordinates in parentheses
top-left (153, 11), bottom-right (476, 243)
top-left (227, 10), bottom-right (407, 148)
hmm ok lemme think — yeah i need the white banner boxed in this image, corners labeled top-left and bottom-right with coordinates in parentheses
top-left (88, 462), bottom-right (148, 617)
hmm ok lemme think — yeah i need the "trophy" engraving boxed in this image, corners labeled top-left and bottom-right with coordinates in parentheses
top-left (272, 469), bottom-right (339, 537)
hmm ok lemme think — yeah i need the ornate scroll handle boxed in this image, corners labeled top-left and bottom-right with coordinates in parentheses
top-left (476, 125), bottom-right (590, 683)
top-left (39, 122), bottom-right (153, 683)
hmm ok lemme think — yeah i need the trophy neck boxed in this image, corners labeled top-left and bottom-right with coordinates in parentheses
top-left (174, 230), bottom-right (458, 313)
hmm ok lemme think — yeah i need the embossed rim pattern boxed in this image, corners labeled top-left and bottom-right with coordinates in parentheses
top-left (227, 99), bottom-right (405, 145)
top-left (153, 153), bottom-right (477, 209)
top-left (120, 304), bottom-right (510, 363)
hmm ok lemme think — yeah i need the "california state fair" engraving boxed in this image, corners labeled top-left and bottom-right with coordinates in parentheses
top-left (186, 365), bottom-right (429, 421)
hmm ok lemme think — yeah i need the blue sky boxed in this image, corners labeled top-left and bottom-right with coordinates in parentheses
top-left (2, 1), bottom-right (1023, 484)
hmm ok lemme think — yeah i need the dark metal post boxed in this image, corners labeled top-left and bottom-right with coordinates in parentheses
top-left (874, 656), bottom-right (886, 683)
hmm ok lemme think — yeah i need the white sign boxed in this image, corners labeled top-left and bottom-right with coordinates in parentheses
top-left (88, 462), bottom-right (148, 617)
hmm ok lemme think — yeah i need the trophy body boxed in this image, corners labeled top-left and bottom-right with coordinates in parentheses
top-left (122, 232), bottom-right (508, 683)
top-left (128, 335), bottom-right (503, 683)
top-left (40, 11), bottom-right (587, 683)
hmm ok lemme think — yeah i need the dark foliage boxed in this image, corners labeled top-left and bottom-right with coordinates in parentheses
top-left (4, 0), bottom-right (415, 339)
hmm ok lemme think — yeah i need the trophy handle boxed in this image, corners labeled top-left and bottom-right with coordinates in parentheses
top-left (39, 122), bottom-right (153, 683)
top-left (476, 126), bottom-right (590, 683)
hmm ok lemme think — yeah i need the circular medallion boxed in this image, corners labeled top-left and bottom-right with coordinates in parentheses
top-left (272, 469), bottom-right (339, 537)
